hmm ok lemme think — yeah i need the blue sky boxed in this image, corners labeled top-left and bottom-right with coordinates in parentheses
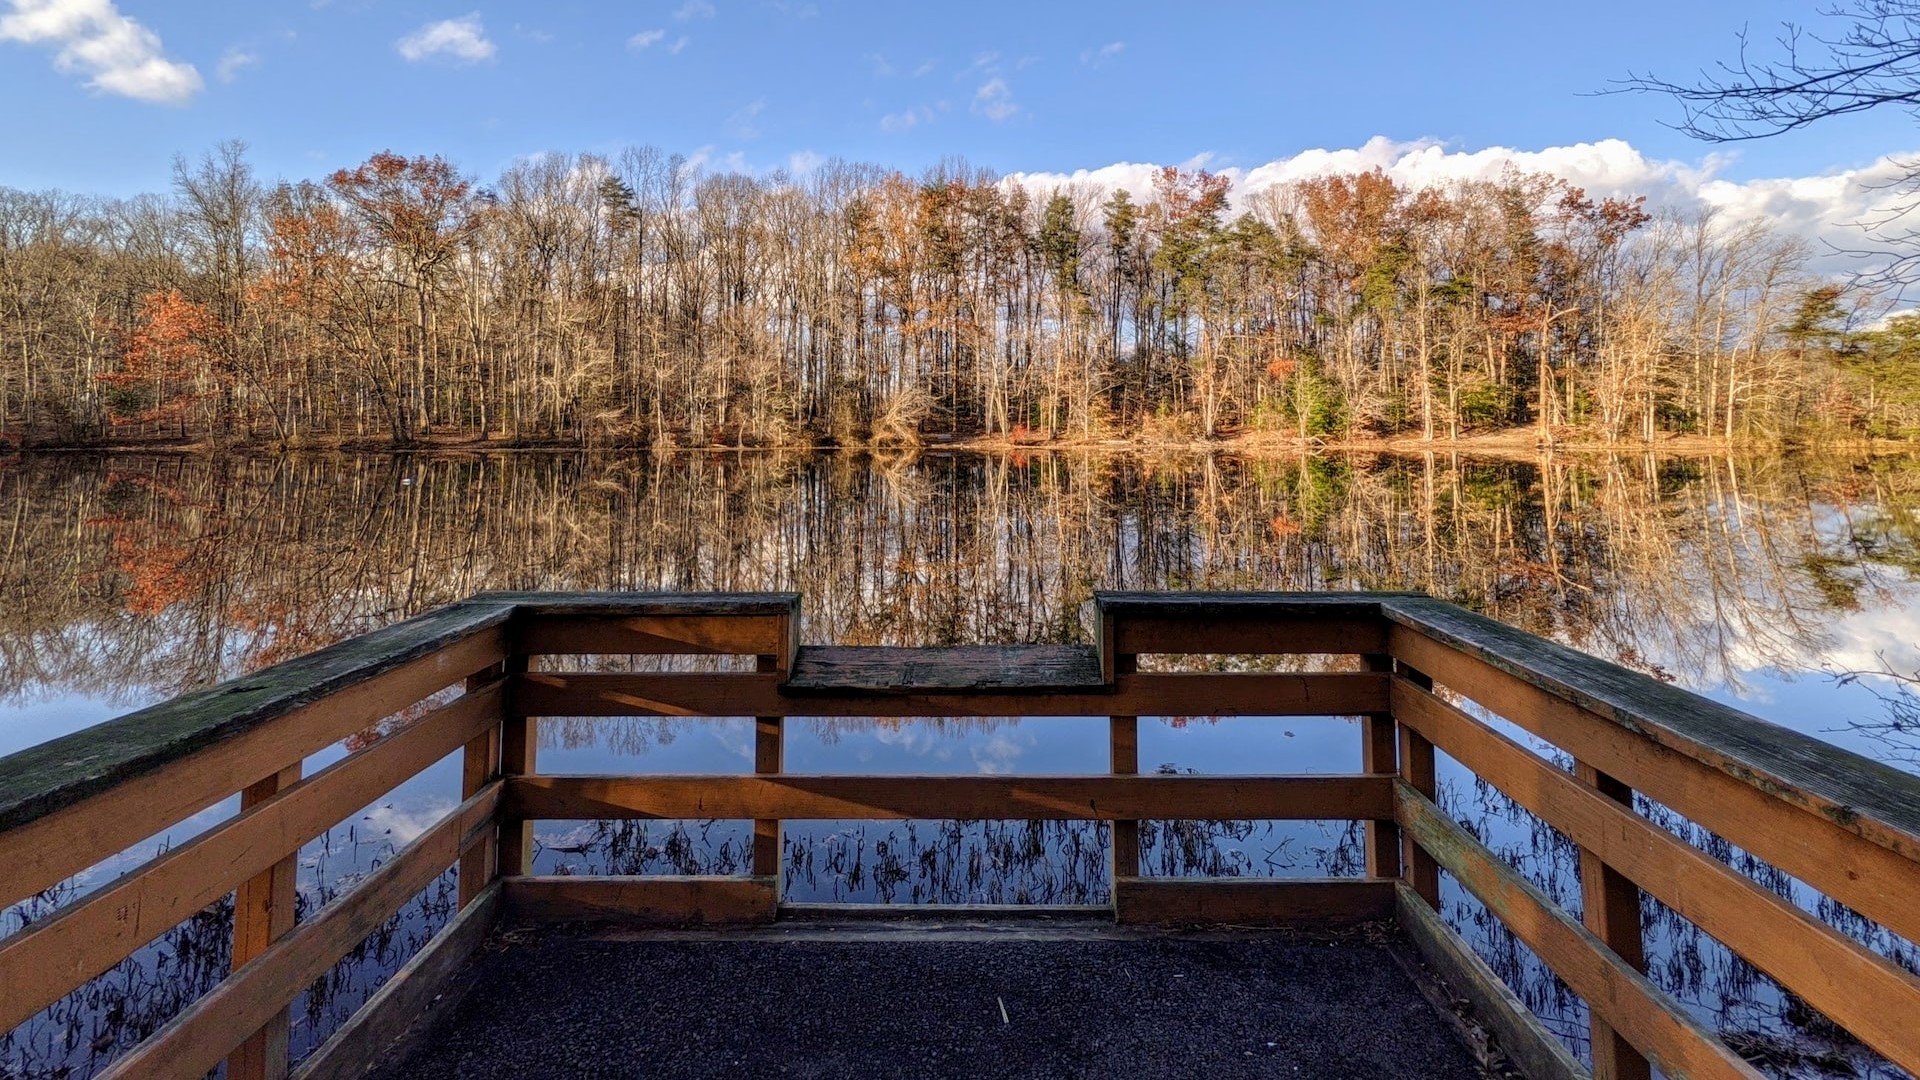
top-left (2, 0), bottom-right (1918, 196)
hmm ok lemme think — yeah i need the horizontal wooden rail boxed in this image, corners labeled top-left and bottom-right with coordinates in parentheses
top-left (1380, 597), bottom-right (1920, 866)
top-left (1392, 885), bottom-right (1584, 1080)
top-left (1091, 592), bottom-right (1411, 679)
top-left (97, 782), bottom-right (503, 1080)
top-left (512, 671), bottom-right (1389, 718)
top-left (506, 773), bottom-right (1394, 822)
top-left (519, 614), bottom-right (794, 659)
top-left (1113, 616), bottom-right (1385, 659)
top-left (0, 612), bottom-right (509, 908)
top-left (1113, 877), bottom-right (1394, 925)
top-left (503, 875), bottom-right (778, 925)
top-left (0, 680), bottom-right (503, 1033)
top-left (1393, 679), bottom-right (1920, 1072)
top-left (1395, 783), bottom-right (1765, 1080)
top-left (1385, 619), bottom-right (1920, 949)
top-left (290, 881), bottom-right (503, 1080)
top-left (489, 591), bottom-right (800, 668)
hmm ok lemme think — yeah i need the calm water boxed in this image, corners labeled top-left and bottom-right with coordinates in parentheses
top-left (2, 449), bottom-right (1918, 1078)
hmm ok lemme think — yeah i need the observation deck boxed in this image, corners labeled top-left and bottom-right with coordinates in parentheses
top-left (2, 592), bottom-right (1917, 1078)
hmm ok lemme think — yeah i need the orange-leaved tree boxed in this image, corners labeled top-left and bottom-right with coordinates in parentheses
top-left (100, 289), bottom-right (230, 438)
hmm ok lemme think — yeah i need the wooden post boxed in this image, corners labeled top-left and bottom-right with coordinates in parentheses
top-left (1397, 664), bottom-right (1440, 907)
top-left (1110, 654), bottom-right (1139, 889)
top-left (228, 764), bottom-right (300, 1080)
top-left (498, 655), bottom-right (535, 877)
top-left (754, 654), bottom-right (783, 887)
top-left (1577, 761), bottom-right (1651, 1080)
top-left (1362, 654), bottom-right (1400, 880)
top-left (458, 664), bottom-right (505, 908)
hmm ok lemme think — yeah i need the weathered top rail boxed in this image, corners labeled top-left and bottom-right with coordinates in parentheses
top-left (3, 590), bottom-right (1919, 1080)
top-left (1380, 595), bottom-right (1920, 861)
top-left (0, 600), bottom-right (514, 836)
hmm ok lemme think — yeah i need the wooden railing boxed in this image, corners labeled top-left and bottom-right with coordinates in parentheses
top-left (0, 591), bottom-right (1916, 1080)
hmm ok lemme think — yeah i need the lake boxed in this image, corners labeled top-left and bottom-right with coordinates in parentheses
top-left (2, 449), bottom-right (1917, 1078)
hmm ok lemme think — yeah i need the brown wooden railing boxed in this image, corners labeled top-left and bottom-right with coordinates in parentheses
top-left (1, 591), bottom-right (1917, 1080)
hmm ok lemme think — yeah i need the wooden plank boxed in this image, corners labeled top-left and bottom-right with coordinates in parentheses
top-left (0, 623), bottom-right (508, 909)
top-left (1362, 654), bottom-right (1401, 880)
top-left (776, 902), bottom-right (1115, 922)
top-left (482, 591), bottom-right (802, 619)
top-left (1396, 784), bottom-right (1764, 1080)
top-left (1093, 590), bottom-right (1395, 656)
top-left (498, 708), bottom-right (535, 877)
top-left (1382, 597), bottom-right (1920, 865)
top-left (503, 875), bottom-right (777, 925)
top-left (785, 646), bottom-right (1103, 692)
top-left (458, 659), bottom-right (505, 912)
top-left (1397, 665), bottom-right (1440, 908)
top-left (1093, 591), bottom-right (1408, 619)
top-left (1113, 877), bottom-right (1395, 925)
top-left (457, 724), bottom-right (500, 908)
top-left (97, 783), bottom-right (502, 1080)
top-left (502, 588), bottom-right (803, 676)
top-left (229, 764), bottom-right (300, 1080)
top-left (1110, 713), bottom-right (1139, 881)
top-left (1577, 763), bottom-right (1649, 1080)
top-left (1110, 652), bottom-right (1140, 880)
top-left (1386, 624), bottom-right (1920, 949)
top-left (1393, 884), bottom-right (1587, 1080)
top-left (1112, 617), bottom-right (1387, 658)
top-left (288, 882), bottom-right (502, 1080)
top-left (754, 656), bottom-right (782, 881)
top-left (519, 614), bottom-right (794, 657)
top-left (507, 774), bottom-right (1395, 824)
top-left (1394, 681), bottom-right (1920, 1073)
top-left (0, 600), bottom-right (509, 836)
top-left (0, 683), bottom-right (504, 1034)
top-left (512, 671), bottom-right (1390, 718)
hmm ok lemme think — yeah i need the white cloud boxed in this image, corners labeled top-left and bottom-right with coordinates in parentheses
top-left (727, 98), bottom-right (765, 139)
top-left (880, 105), bottom-right (932, 133)
top-left (396, 13), bottom-right (495, 64)
top-left (865, 52), bottom-right (894, 77)
top-left (971, 733), bottom-right (1028, 775)
top-left (972, 77), bottom-right (1018, 122)
top-left (215, 46), bottom-right (255, 83)
top-left (911, 58), bottom-right (935, 78)
top-left (1004, 135), bottom-right (1920, 278)
top-left (674, 0), bottom-right (715, 19)
top-left (0, 0), bottom-right (202, 104)
top-left (1081, 40), bottom-right (1124, 66)
top-left (787, 149), bottom-right (823, 176)
top-left (627, 28), bottom-right (665, 49)
top-left (353, 798), bottom-right (455, 846)
top-left (669, 35), bottom-right (690, 54)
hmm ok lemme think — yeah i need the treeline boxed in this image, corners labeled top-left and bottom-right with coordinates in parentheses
top-left (1, 141), bottom-right (1915, 448)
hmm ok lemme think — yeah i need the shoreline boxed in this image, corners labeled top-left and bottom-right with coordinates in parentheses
top-left (5, 429), bottom-right (1918, 459)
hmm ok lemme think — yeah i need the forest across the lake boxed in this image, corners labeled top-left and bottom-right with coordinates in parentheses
top-left (5, 143), bottom-right (1919, 454)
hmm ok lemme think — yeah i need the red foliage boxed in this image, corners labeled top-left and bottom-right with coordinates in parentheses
top-left (326, 151), bottom-right (484, 271)
top-left (1154, 165), bottom-right (1229, 214)
top-left (99, 290), bottom-right (227, 425)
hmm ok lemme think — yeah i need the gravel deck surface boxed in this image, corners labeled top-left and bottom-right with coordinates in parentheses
top-left (376, 923), bottom-right (1485, 1079)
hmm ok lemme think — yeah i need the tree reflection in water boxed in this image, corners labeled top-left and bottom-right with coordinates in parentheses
top-left (4, 449), bottom-right (1920, 1078)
